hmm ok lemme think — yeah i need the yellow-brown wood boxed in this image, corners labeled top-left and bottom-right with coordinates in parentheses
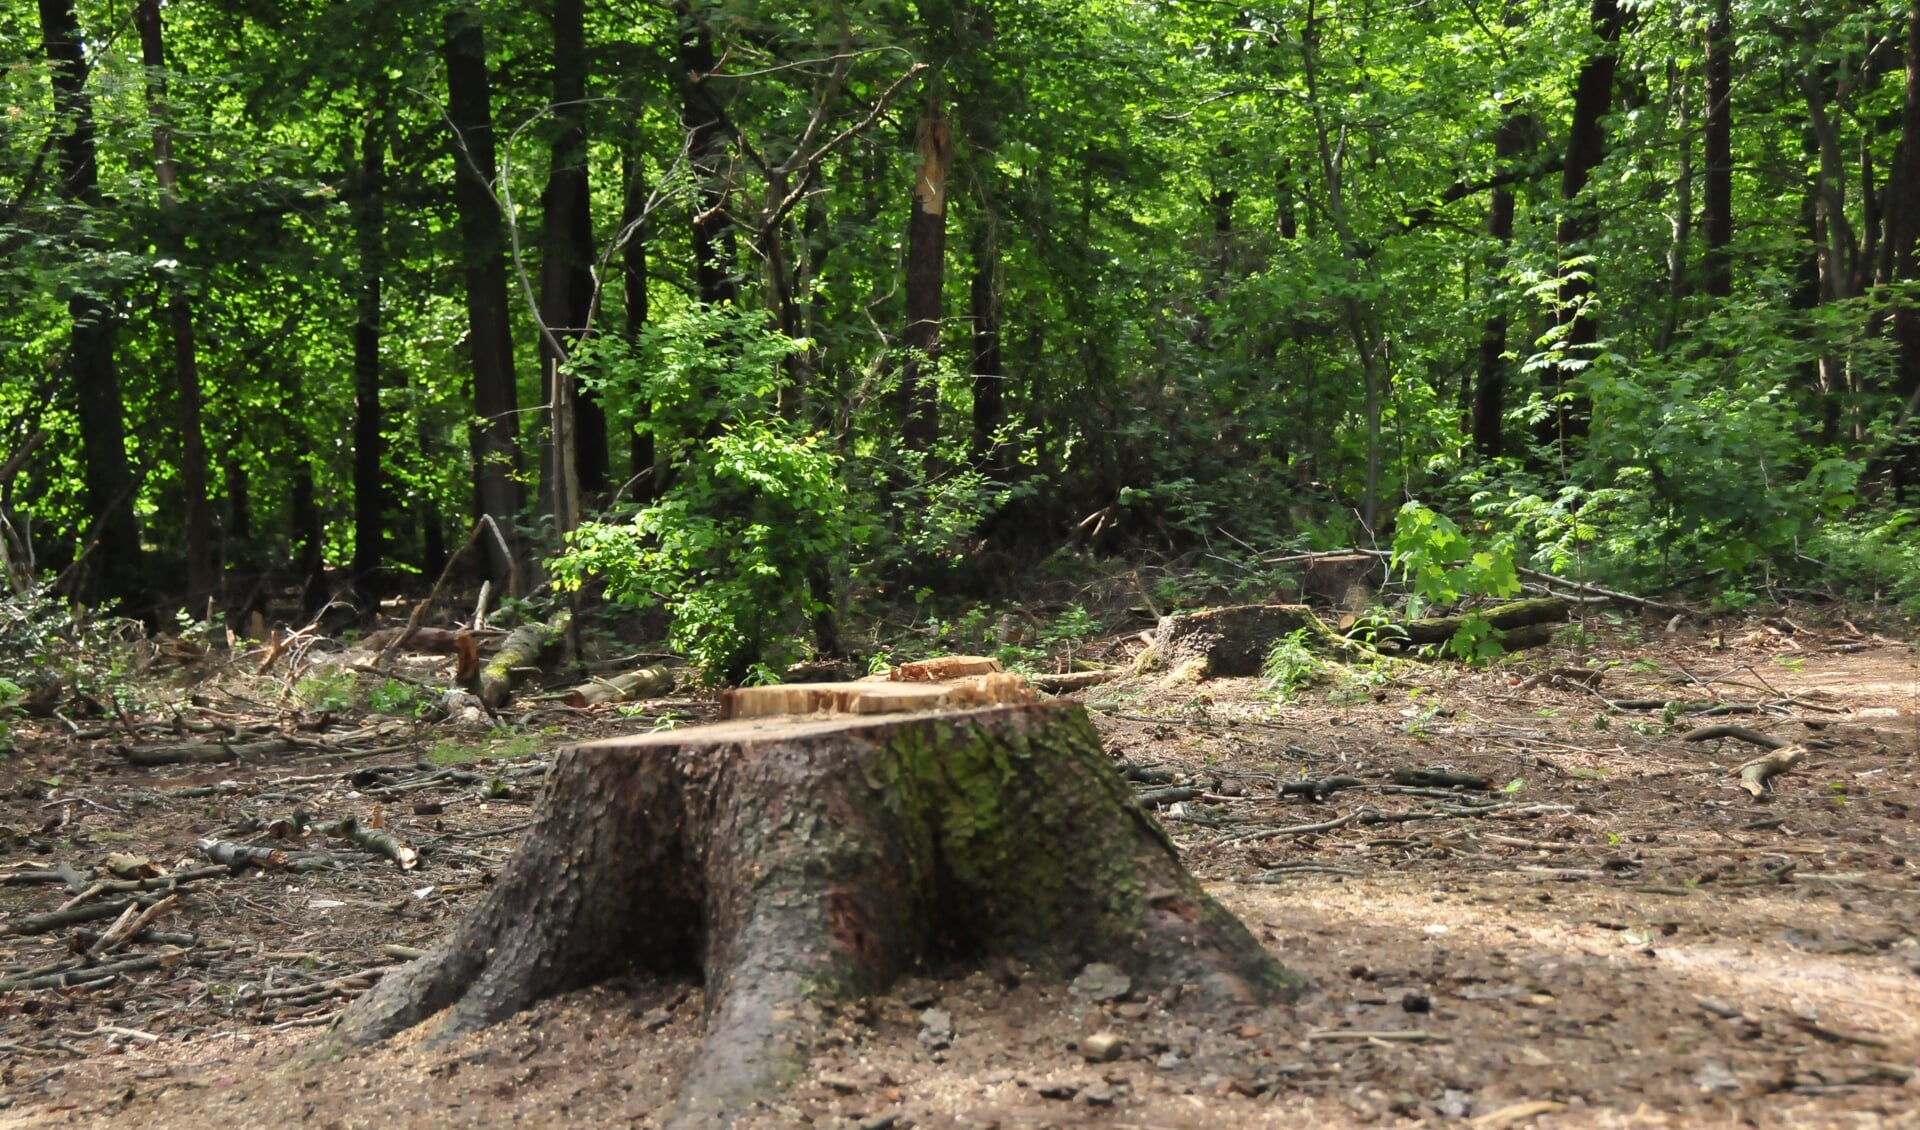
top-left (720, 672), bottom-right (1033, 720)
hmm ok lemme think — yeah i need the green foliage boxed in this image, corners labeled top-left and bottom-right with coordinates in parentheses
top-left (1040, 604), bottom-right (1101, 667)
top-left (1391, 503), bottom-right (1521, 616)
top-left (559, 307), bottom-right (851, 683)
top-left (1261, 629), bottom-right (1326, 701)
top-left (294, 667), bottom-right (356, 713)
top-left (368, 678), bottom-right (428, 718)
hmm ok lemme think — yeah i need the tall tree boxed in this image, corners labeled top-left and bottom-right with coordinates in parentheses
top-left (1701, 0), bottom-right (1734, 298)
top-left (349, 113), bottom-right (387, 592)
top-left (38, 0), bottom-right (144, 607)
top-left (902, 92), bottom-right (952, 451)
top-left (620, 148), bottom-right (654, 500)
top-left (1543, 0), bottom-right (1628, 454)
top-left (538, 0), bottom-right (606, 527)
top-left (1474, 104), bottom-right (1530, 460)
top-left (443, 8), bottom-right (523, 589)
top-left (679, 11), bottom-right (737, 309)
top-left (135, 0), bottom-right (213, 616)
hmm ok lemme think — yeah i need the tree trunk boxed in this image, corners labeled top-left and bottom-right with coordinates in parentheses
top-left (621, 147), bottom-right (655, 500)
top-left (1886, 0), bottom-right (1920, 494)
top-left (350, 115), bottom-right (386, 594)
top-left (39, 0), bottom-right (144, 609)
top-left (969, 218), bottom-right (1003, 463)
top-left (291, 462), bottom-right (326, 619)
top-left (1473, 102), bottom-right (1529, 460)
top-left (329, 703), bottom-right (1298, 1127)
top-left (538, 0), bottom-right (607, 519)
top-left (901, 95), bottom-right (952, 452)
top-left (443, 10), bottom-right (523, 591)
top-left (1543, 0), bottom-right (1627, 455)
top-left (1700, 0), bottom-right (1734, 298)
top-left (1659, 60), bottom-right (1692, 353)
top-left (680, 14), bottom-right (737, 309)
top-left (136, 0), bottom-right (212, 616)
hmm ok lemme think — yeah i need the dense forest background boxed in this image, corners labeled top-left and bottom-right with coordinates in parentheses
top-left (5, 0), bottom-right (1920, 679)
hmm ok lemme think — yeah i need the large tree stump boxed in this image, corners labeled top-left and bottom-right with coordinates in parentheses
top-left (327, 702), bottom-right (1297, 1127)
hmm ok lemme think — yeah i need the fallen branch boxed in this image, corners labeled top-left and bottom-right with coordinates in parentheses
top-left (322, 815), bottom-right (419, 870)
top-left (120, 736), bottom-right (305, 766)
top-left (1516, 566), bottom-right (1695, 617)
top-left (1679, 723), bottom-right (1787, 750)
top-left (477, 616), bottom-right (563, 709)
top-left (87, 894), bottom-right (178, 957)
top-left (1278, 775), bottom-right (1366, 801)
top-left (1395, 598), bottom-right (1570, 647)
top-left (1033, 668), bottom-right (1123, 694)
top-left (565, 666), bottom-right (676, 707)
top-left (1734, 745), bottom-right (1805, 799)
top-left (199, 840), bottom-right (288, 871)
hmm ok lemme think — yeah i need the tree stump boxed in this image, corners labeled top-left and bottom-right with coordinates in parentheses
top-left (1150, 603), bottom-right (1364, 678)
top-left (327, 702), bottom-right (1297, 1127)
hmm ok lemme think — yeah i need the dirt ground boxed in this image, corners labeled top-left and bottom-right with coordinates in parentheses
top-left (0, 612), bottom-right (1916, 1128)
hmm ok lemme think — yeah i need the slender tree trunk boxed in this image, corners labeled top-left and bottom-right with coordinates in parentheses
top-left (620, 149), bottom-right (655, 501)
top-left (1884, 0), bottom-right (1920, 492)
top-left (292, 462), bottom-right (326, 620)
top-left (902, 94), bottom-right (952, 452)
top-left (135, 0), bottom-right (212, 616)
top-left (443, 10), bottom-right (523, 591)
top-left (39, 0), bottom-right (144, 608)
top-left (1543, 0), bottom-right (1627, 455)
top-left (679, 15), bottom-right (736, 308)
top-left (1660, 61), bottom-right (1693, 352)
top-left (538, 0), bottom-right (605, 521)
top-left (350, 116), bottom-right (386, 593)
top-left (969, 219), bottom-right (1003, 463)
top-left (1701, 0), bottom-right (1734, 298)
top-left (1474, 105), bottom-right (1529, 459)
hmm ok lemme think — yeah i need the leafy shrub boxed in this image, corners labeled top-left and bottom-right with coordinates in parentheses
top-left (1261, 629), bottom-right (1325, 700)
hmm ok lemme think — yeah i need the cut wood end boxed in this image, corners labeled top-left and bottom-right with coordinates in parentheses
top-left (721, 673), bottom-right (1033, 720)
top-left (886, 655), bottom-right (1004, 682)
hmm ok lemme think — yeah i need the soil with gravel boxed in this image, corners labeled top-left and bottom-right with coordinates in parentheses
top-left (0, 615), bottom-right (1916, 1129)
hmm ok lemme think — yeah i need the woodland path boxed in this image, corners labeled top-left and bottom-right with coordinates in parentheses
top-left (0, 621), bottom-right (1914, 1128)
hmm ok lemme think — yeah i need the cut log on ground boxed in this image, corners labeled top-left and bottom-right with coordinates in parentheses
top-left (1033, 667), bottom-right (1123, 694)
top-left (1393, 597), bottom-right (1570, 647)
top-left (566, 665), bottom-right (676, 707)
top-left (326, 702), bottom-right (1298, 1128)
top-left (1149, 604), bottom-right (1364, 679)
top-left (476, 618), bottom-right (561, 709)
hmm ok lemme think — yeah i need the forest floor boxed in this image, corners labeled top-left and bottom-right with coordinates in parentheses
top-left (0, 609), bottom-right (1915, 1128)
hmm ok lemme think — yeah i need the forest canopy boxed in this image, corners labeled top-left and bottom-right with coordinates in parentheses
top-left (4, 0), bottom-right (1919, 676)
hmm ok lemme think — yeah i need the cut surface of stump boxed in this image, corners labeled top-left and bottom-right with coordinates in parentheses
top-left (327, 702), bottom-right (1297, 1127)
top-left (1151, 603), bottom-right (1362, 678)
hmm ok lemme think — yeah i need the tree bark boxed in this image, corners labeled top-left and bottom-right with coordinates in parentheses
top-left (621, 147), bottom-right (655, 500)
top-left (39, 0), bottom-right (144, 609)
top-left (329, 703), bottom-right (1298, 1127)
top-left (680, 14), bottom-right (737, 309)
top-left (968, 218), bottom-right (1003, 463)
top-left (135, 0), bottom-right (212, 616)
top-left (1886, 0), bottom-right (1920, 493)
top-left (902, 95), bottom-right (952, 452)
top-left (538, 0), bottom-right (607, 518)
top-left (350, 115), bottom-right (386, 594)
top-left (1542, 0), bottom-right (1627, 455)
top-left (1473, 102), bottom-right (1530, 460)
top-left (1700, 0), bottom-right (1734, 298)
top-left (443, 10), bottom-right (523, 591)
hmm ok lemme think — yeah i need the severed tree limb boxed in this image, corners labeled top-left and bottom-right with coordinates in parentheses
top-left (1734, 745), bottom-right (1805, 799)
top-left (1679, 723), bottom-right (1788, 750)
top-left (1516, 567), bottom-right (1695, 617)
top-left (321, 815), bottom-right (419, 870)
